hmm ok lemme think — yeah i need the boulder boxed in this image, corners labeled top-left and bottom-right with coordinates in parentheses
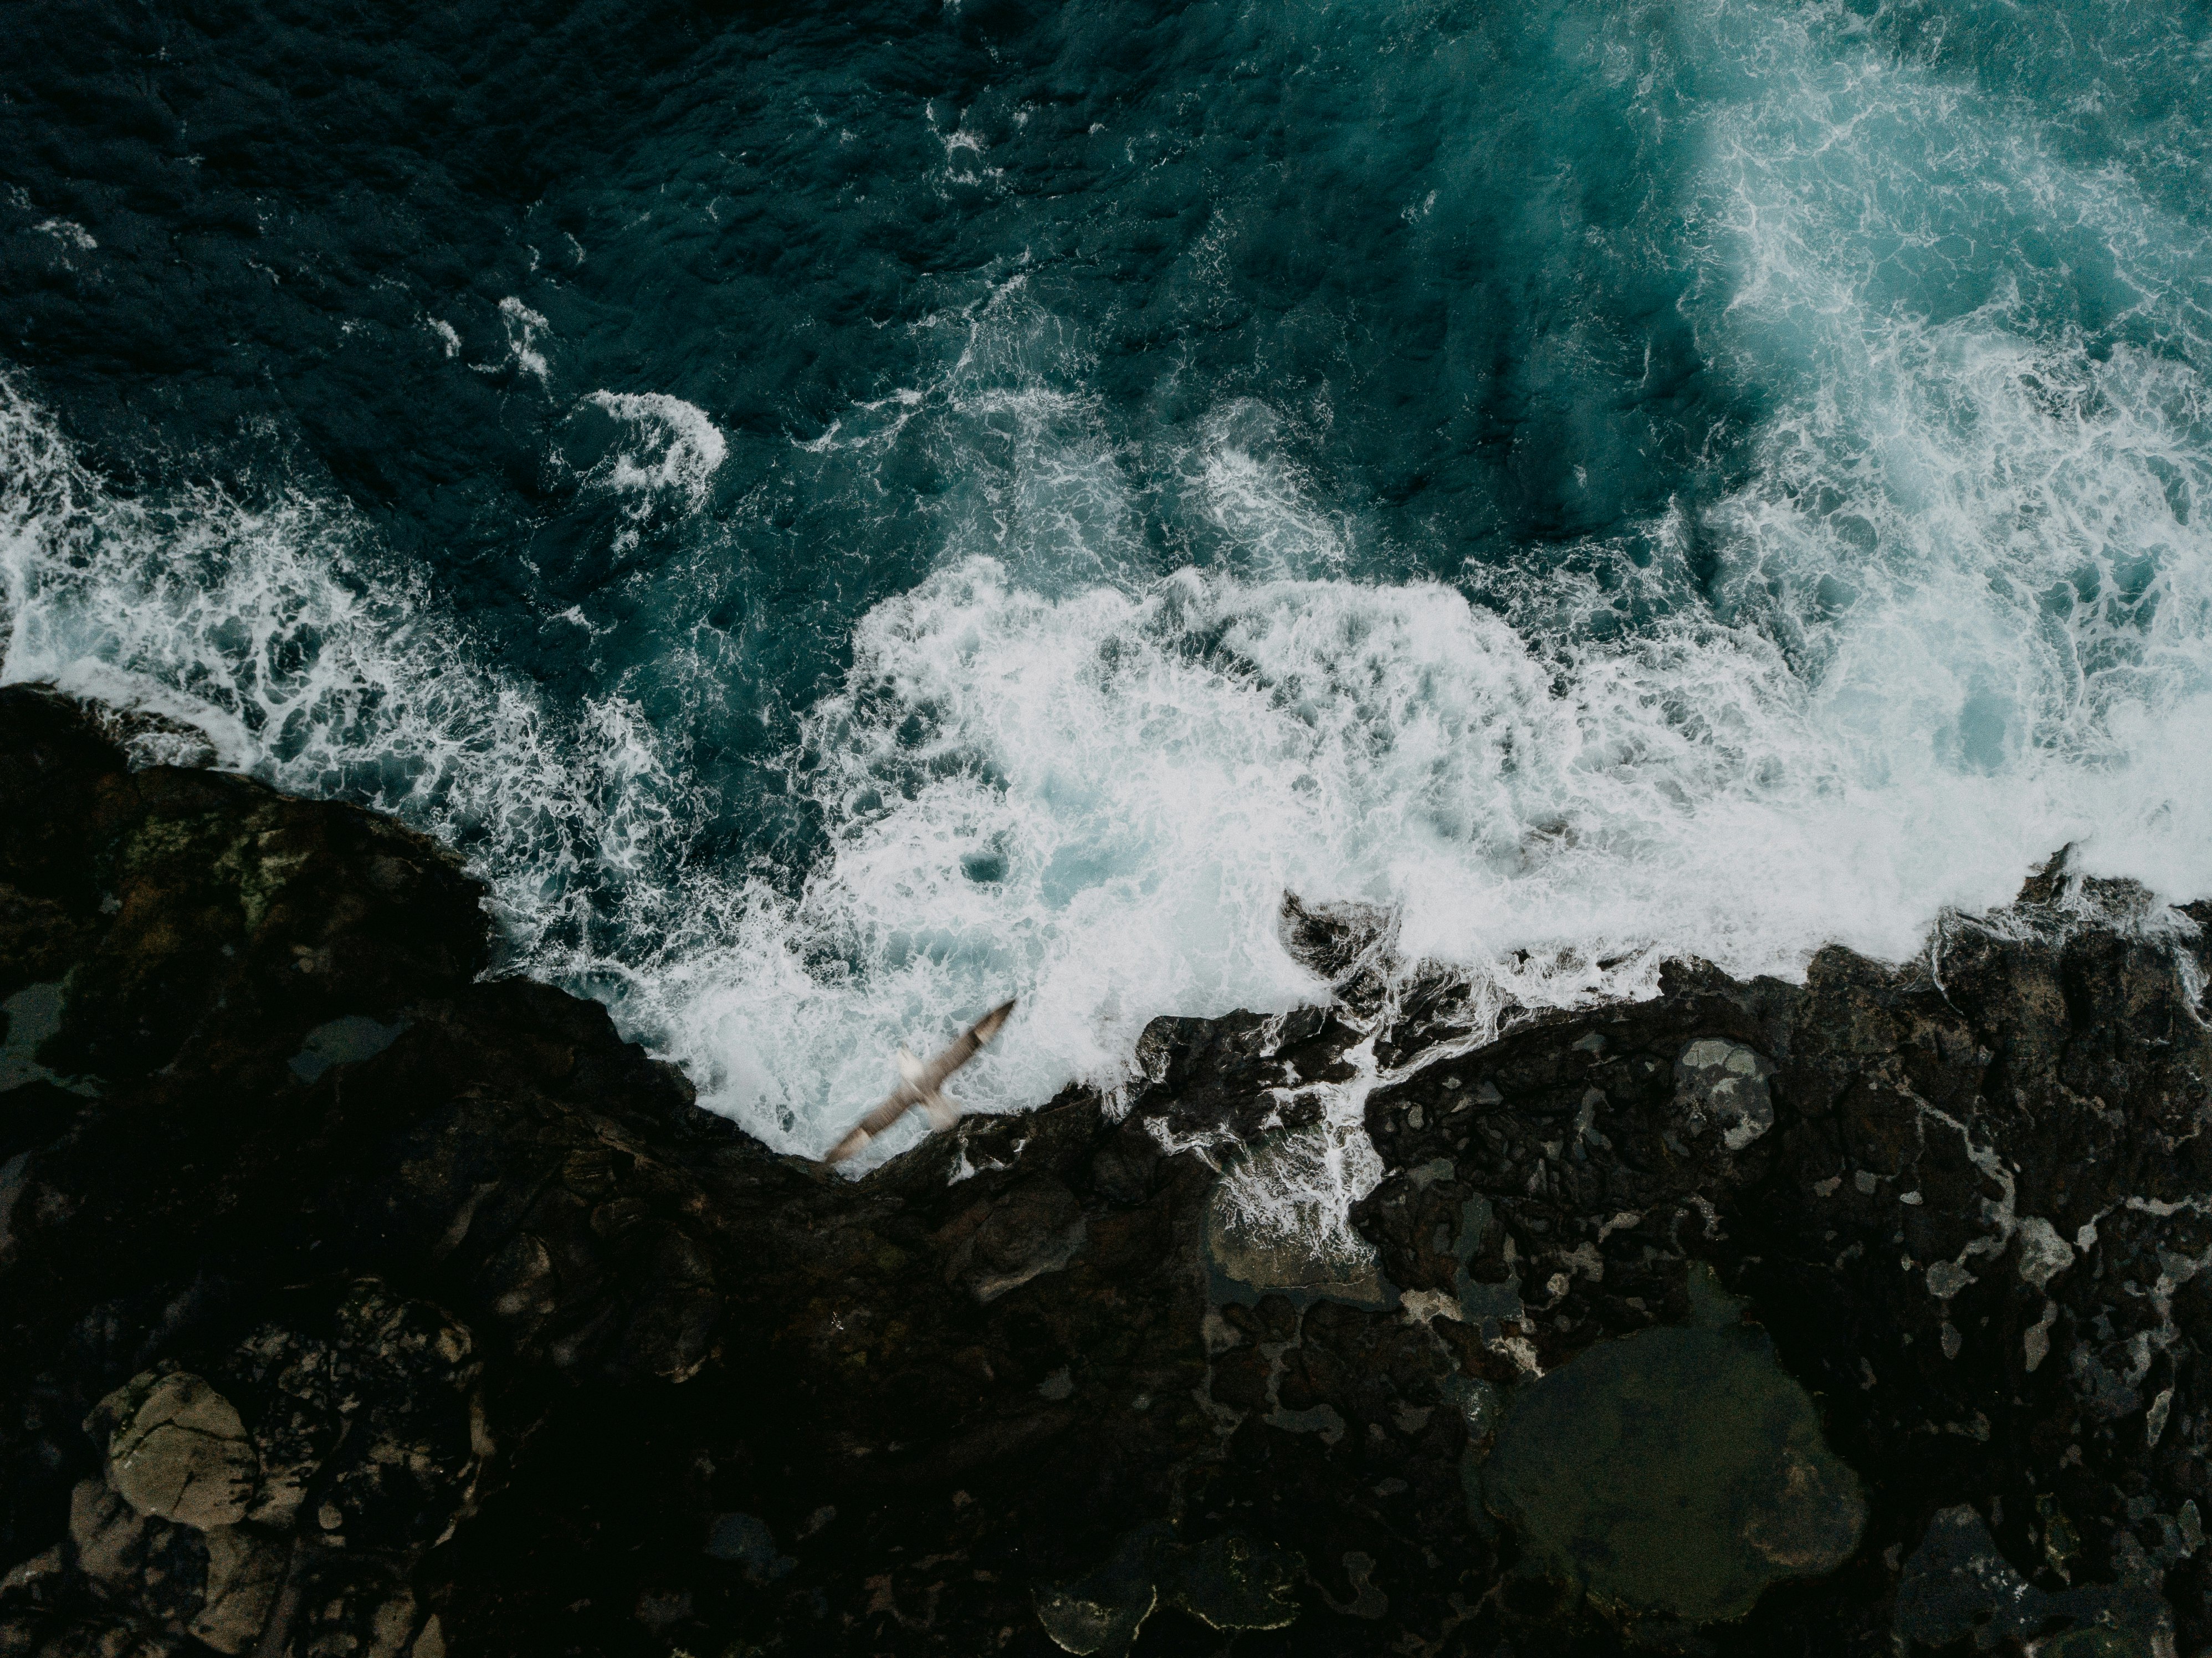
top-left (95, 1375), bottom-right (257, 1531)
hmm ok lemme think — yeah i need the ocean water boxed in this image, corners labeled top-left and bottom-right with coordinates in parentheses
top-left (4, 0), bottom-right (2211, 1161)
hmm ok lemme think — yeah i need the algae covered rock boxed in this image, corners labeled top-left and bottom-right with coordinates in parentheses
top-left (1481, 1267), bottom-right (1864, 1624)
top-left (1673, 1037), bottom-right (1776, 1152)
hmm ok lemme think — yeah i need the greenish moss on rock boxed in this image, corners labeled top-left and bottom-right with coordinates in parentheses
top-left (1035, 1526), bottom-right (1304, 1655)
top-left (1481, 1268), bottom-right (1864, 1625)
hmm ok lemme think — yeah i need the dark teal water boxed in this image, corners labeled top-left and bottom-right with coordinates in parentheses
top-left (5, 0), bottom-right (2211, 1155)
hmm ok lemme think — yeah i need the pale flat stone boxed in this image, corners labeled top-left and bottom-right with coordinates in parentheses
top-left (103, 1372), bottom-right (259, 1529)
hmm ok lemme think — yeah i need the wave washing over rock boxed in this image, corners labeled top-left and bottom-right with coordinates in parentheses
top-left (9, 0), bottom-right (2212, 1651)
top-left (2, 687), bottom-right (2211, 1658)
top-left (8, 0), bottom-right (2212, 1169)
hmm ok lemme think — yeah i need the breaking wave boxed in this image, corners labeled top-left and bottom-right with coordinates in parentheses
top-left (5, 0), bottom-right (2212, 1179)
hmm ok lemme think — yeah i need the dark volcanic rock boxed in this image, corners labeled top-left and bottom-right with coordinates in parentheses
top-left (1, 685), bottom-right (2209, 1657)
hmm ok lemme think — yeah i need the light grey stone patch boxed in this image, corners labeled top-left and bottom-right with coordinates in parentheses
top-left (362, 1589), bottom-right (420, 1658)
top-left (1673, 1039), bottom-right (1776, 1151)
top-left (68, 1477), bottom-right (208, 1624)
top-left (1400, 1288), bottom-right (1462, 1324)
top-left (100, 1372), bottom-right (259, 1528)
top-left (1855, 1170), bottom-right (1880, 1195)
top-left (1926, 1260), bottom-right (1975, 1301)
top-left (1037, 1367), bottom-right (1074, 1401)
top-left (1490, 1332), bottom-right (1544, 1376)
top-left (1556, 1241), bottom-right (1604, 1282)
top-left (2148, 1387), bottom-right (2175, 1449)
top-left (2025, 1300), bottom-right (2059, 1372)
top-left (1264, 1402), bottom-right (1346, 1445)
top-left (68, 1479), bottom-right (146, 1587)
top-left (2015, 1215), bottom-right (2075, 1288)
top-left (288, 1015), bottom-right (408, 1083)
top-left (0, 980), bottom-right (94, 1096)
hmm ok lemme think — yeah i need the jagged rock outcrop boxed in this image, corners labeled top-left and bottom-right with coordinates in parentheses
top-left (0, 684), bottom-right (2208, 1657)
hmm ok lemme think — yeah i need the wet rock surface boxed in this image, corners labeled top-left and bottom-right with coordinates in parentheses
top-left (1, 684), bottom-right (2210, 1656)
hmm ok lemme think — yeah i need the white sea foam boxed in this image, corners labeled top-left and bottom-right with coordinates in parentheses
top-left (0, 378), bottom-right (695, 973)
top-left (573, 392), bottom-right (727, 514)
top-left (613, 0), bottom-right (2212, 1160)
top-left (34, 220), bottom-right (96, 253)
top-left (623, 535), bottom-right (2209, 1162)
top-left (487, 296), bottom-right (553, 383)
top-left (3, 0), bottom-right (2212, 1204)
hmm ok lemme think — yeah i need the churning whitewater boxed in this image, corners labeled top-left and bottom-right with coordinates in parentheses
top-left (4, 0), bottom-right (2211, 1165)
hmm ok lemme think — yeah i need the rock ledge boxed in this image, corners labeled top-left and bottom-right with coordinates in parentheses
top-left (1, 687), bottom-right (2209, 1658)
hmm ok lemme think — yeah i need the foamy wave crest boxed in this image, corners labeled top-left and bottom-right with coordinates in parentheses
top-left (628, 514), bottom-right (2211, 1163)
top-left (0, 377), bottom-right (695, 968)
top-left (623, 190), bottom-right (2212, 1168)
top-left (7, 0), bottom-right (2212, 1194)
top-left (571, 391), bottom-right (726, 515)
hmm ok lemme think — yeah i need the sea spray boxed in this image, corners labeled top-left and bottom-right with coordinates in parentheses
top-left (3, 0), bottom-right (2212, 1228)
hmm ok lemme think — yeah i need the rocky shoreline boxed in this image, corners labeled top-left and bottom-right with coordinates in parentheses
top-left (0, 684), bottom-right (2207, 1657)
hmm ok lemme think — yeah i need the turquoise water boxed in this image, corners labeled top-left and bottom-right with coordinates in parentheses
top-left (4, 0), bottom-right (2211, 1154)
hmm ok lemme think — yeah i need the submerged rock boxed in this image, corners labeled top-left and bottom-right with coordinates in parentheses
top-left (1482, 1266), bottom-right (1863, 1624)
top-left (1, 688), bottom-right (2210, 1657)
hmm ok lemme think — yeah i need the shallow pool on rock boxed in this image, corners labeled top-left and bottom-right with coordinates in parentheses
top-left (1479, 1266), bottom-right (1865, 1626)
